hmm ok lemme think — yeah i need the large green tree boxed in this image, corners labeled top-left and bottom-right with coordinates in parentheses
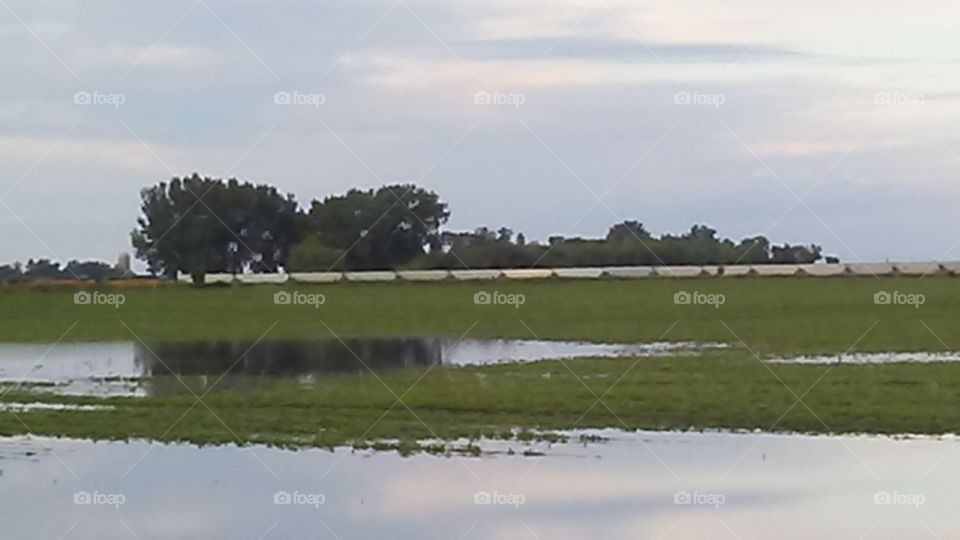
top-left (305, 184), bottom-right (449, 270)
top-left (131, 174), bottom-right (303, 284)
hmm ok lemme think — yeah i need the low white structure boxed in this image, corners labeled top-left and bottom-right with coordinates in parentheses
top-left (167, 261), bottom-right (959, 285)
top-left (894, 262), bottom-right (942, 276)
top-left (750, 264), bottom-right (801, 277)
top-left (603, 266), bottom-right (654, 278)
top-left (397, 270), bottom-right (451, 281)
top-left (845, 263), bottom-right (895, 276)
top-left (797, 264), bottom-right (846, 277)
top-left (450, 269), bottom-right (503, 280)
top-left (552, 267), bottom-right (604, 279)
top-left (204, 273), bottom-right (236, 285)
top-left (344, 271), bottom-right (397, 282)
top-left (655, 266), bottom-right (706, 278)
top-left (940, 262), bottom-right (960, 275)
top-left (237, 273), bottom-right (288, 284)
top-left (501, 269), bottom-right (554, 280)
top-left (699, 266), bottom-right (722, 277)
top-left (718, 265), bottom-right (752, 277)
top-left (290, 272), bottom-right (343, 283)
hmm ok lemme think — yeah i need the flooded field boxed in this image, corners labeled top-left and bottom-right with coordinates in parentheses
top-left (1, 430), bottom-right (956, 539)
top-left (0, 338), bottom-right (726, 397)
top-left (769, 351), bottom-right (960, 364)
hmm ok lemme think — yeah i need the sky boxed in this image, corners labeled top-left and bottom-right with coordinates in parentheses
top-left (1, 0), bottom-right (959, 267)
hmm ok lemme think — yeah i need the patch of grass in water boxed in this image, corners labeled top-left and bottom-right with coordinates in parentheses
top-left (5, 351), bottom-right (960, 453)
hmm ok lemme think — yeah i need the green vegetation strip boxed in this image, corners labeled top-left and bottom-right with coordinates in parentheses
top-left (1, 353), bottom-right (958, 449)
top-left (1, 277), bottom-right (957, 354)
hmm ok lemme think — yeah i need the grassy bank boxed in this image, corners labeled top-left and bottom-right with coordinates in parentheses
top-left (2, 352), bottom-right (959, 449)
top-left (0, 277), bottom-right (956, 354)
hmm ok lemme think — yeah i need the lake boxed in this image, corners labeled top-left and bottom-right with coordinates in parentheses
top-left (0, 429), bottom-right (954, 539)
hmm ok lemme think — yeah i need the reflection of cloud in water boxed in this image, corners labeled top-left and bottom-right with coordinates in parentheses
top-left (3, 430), bottom-right (960, 539)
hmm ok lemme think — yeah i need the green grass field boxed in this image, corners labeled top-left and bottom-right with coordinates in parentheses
top-left (1, 277), bottom-right (958, 449)
top-left (3, 351), bottom-right (960, 449)
top-left (0, 277), bottom-right (955, 353)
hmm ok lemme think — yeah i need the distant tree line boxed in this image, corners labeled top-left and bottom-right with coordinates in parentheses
top-left (127, 174), bottom-right (824, 283)
top-left (0, 259), bottom-right (123, 283)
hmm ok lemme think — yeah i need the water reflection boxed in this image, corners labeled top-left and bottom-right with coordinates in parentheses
top-left (0, 339), bottom-right (724, 397)
top-left (769, 351), bottom-right (960, 364)
top-left (1, 430), bottom-right (957, 539)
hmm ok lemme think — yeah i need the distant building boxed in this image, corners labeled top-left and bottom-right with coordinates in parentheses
top-left (116, 252), bottom-right (131, 275)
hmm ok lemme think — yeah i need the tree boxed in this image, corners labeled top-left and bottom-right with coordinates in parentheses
top-left (0, 263), bottom-right (22, 283)
top-left (307, 184), bottom-right (448, 270)
top-left (24, 259), bottom-right (63, 279)
top-left (606, 220), bottom-right (651, 243)
top-left (64, 260), bottom-right (120, 282)
top-left (771, 244), bottom-right (822, 264)
top-left (288, 236), bottom-right (346, 272)
top-left (131, 174), bottom-right (304, 284)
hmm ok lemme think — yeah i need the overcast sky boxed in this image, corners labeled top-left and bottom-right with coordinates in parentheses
top-left (2, 0), bottom-right (959, 267)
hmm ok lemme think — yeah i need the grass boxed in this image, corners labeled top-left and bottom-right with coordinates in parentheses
top-left (0, 277), bottom-right (957, 354)
top-left (2, 276), bottom-right (959, 449)
top-left (2, 351), bottom-right (960, 449)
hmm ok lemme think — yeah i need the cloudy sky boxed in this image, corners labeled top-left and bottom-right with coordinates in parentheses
top-left (1, 0), bottom-right (959, 267)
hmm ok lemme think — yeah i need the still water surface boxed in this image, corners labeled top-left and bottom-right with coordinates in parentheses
top-left (0, 430), bottom-right (955, 539)
top-left (0, 338), bottom-right (724, 396)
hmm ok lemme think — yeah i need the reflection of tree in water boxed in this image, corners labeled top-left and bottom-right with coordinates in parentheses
top-left (135, 338), bottom-right (445, 377)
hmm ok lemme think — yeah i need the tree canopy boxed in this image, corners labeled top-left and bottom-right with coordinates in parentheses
top-left (131, 174), bottom-right (303, 283)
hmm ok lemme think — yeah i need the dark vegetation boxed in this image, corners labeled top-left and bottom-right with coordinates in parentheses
top-left (125, 174), bottom-right (824, 283)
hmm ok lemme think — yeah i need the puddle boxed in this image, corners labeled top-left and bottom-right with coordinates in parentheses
top-left (0, 402), bottom-right (115, 413)
top-left (0, 430), bottom-right (956, 539)
top-left (769, 351), bottom-right (960, 364)
top-left (0, 338), bottom-right (726, 397)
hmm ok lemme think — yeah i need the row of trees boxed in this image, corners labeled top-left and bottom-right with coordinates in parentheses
top-left (411, 223), bottom-right (824, 269)
top-left (129, 174), bottom-right (824, 283)
top-left (0, 259), bottom-right (124, 283)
